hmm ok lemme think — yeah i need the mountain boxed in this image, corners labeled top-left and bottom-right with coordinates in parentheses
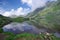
top-left (26, 7), bottom-right (45, 18)
top-left (27, 0), bottom-right (60, 33)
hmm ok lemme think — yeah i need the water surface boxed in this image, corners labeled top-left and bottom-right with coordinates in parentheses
top-left (2, 22), bottom-right (60, 38)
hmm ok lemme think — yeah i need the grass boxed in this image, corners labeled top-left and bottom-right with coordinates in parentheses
top-left (4, 33), bottom-right (60, 40)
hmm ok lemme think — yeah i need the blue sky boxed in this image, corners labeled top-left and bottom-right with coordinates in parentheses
top-left (0, 0), bottom-right (56, 17)
top-left (0, 0), bottom-right (30, 11)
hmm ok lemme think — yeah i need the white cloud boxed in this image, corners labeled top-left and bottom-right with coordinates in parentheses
top-left (21, 0), bottom-right (32, 6)
top-left (1, 7), bottom-right (30, 17)
top-left (32, 0), bottom-right (48, 11)
top-left (0, 0), bottom-right (56, 17)
top-left (0, 8), bottom-right (5, 14)
top-left (21, 0), bottom-right (48, 11)
top-left (21, 0), bottom-right (56, 11)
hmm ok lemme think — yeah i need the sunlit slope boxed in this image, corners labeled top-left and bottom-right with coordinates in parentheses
top-left (29, 0), bottom-right (60, 32)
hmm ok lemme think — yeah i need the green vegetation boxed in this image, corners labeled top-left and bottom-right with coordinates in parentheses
top-left (0, 28), bottom-right (3, 33)
top-left (0, 15), bottom-right (12, 28)
top-left (0, 15), bottom-right (12, 33)
top-left (0, 0), bottom-right (60, 40)
top-left (4, 33), bottom-right (60, 40)
top-left (28, 0), bottom-right (60, 32)
top-left (12, 17), bottom-right (29, 22)
top-left (2, 31), bottom-right (60, 40)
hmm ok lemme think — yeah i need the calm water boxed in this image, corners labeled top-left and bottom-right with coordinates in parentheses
top-left (2, 22), bottom-right (60, 38)
top-left (2, 22), bottom-right (41, 34)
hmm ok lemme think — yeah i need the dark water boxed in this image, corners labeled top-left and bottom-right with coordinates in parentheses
top-left (2, 22), bottom-right (60, 38)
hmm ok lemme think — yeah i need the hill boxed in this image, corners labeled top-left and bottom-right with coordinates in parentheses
top-left (0, 15), bottom-right (12, 28)
top-left (28, 0), bottom-right (60, 33)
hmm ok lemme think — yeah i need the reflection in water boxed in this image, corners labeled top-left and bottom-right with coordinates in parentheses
top-left (54, 32), bottom-right (60, 38)
top-left (2, 22), bottom-right (60, 37)
top-left (2, 22), bottom-right (41, 34)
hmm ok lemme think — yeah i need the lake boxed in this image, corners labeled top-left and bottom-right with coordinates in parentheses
top-left (2, 22), bottom-right (60, 38)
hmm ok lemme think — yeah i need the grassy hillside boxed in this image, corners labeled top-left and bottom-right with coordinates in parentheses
top-left (0, 15), bottom-right (12, 28)
top-left (28, 0), bottom-right (60, 32)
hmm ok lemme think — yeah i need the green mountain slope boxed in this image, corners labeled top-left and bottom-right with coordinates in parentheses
top-left (28, 0), bottom-right (60, 32)
top-left (0, 15), bottom-right (12, 28)
top-left (26, 7), bottom-right (45, 17)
